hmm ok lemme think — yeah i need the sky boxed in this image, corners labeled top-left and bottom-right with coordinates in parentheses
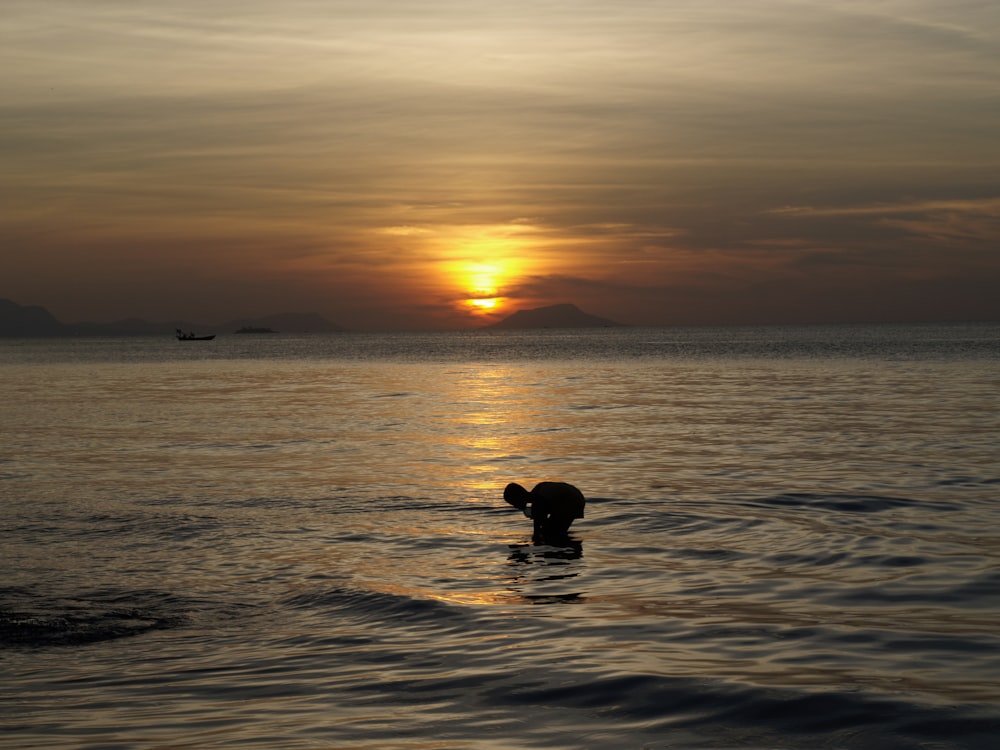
top-left (3, 0), bottom-right (999, 330)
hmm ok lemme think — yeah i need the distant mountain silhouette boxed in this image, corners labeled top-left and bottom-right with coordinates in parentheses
top-left (0, 298), bottom-right (346, 337)
top-left (0, 299), bottom-right (67, 336)
top-left (485, 303), bottom-right (623, 329)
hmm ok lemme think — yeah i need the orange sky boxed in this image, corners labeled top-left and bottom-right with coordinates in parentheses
top-left (3, 1), bottom-right (999, 329)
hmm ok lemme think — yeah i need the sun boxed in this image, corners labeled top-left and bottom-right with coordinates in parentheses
top-left (451, 261), bottom-right (512, 317)
top-left (436, 224), bottom-right (542, 321)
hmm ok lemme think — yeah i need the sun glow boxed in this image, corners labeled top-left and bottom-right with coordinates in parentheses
top-left (450, 259), bottom-right (516, 317)
top-left (433, 222), bottom-right (551, 322)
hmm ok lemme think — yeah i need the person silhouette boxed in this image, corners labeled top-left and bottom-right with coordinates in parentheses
top-left (503, 481), bottom-right (585, 542)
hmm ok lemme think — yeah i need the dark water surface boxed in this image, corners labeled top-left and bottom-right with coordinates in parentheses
top-left (2, 325), bottom-right (999, 748)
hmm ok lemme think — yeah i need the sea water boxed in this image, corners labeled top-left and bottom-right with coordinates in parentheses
top-left (1, 324), bottom-right (998, 749)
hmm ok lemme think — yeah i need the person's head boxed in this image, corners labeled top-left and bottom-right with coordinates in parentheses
top-left (503, 482), bottom-right (531, 509)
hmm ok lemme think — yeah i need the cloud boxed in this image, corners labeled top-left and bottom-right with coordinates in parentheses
top-left (768, 197), bottom-right (1000, 218)
top-left (2, 1), bottom-right (999, 327)
top-left (767, 197), bottom-right (1000, 247)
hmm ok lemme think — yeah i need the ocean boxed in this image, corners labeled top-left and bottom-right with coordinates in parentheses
top-left (1, 324), bottom-right (998, 749)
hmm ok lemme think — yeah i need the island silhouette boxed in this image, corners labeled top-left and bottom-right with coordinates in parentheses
top-left (485, 303), bottom-right (623, 329)
top-left (0, 299), bottom-right (345, 337)
top-left (1, 298), bottom-right (623, 336)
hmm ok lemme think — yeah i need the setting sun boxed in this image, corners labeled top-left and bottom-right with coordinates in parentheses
top-left (443, 255), bottom-right (523, 319)
top-left (465, 263), bottom-right (502, 307)
top-left (390, 221), bottom-right (563, 325)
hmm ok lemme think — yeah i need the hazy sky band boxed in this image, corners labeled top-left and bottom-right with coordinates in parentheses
top-left (3, 1), bottom-right (998, 328)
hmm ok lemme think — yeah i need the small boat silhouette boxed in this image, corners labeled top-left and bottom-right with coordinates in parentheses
top-left (176, 329), bottom-right (216, 341)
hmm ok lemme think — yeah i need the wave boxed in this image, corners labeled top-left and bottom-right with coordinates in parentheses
top-left (742, 492), bottom-right (962, 513)
top-left (0, 587), bottom-right (190, 648)
top-left (281, 586), bottom-right (470, 627)
top-left (269, 580), bottom-right (1000, 747)
top-left (483, 670), bottom-right (1000, 745)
